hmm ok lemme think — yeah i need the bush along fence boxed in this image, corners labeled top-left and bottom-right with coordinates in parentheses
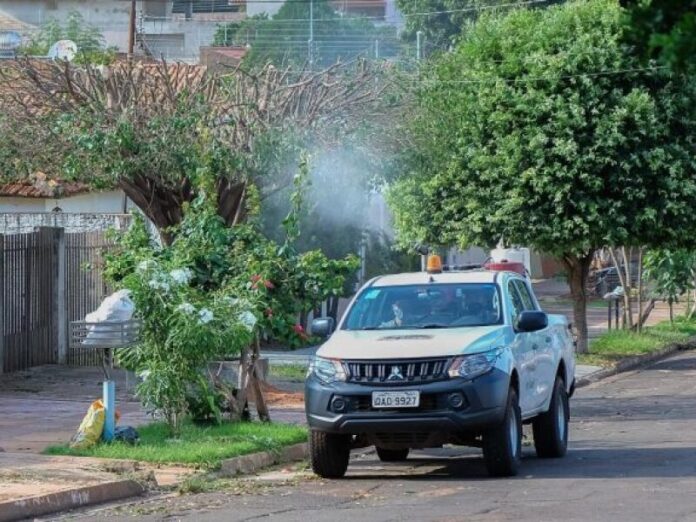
top-left (0, 227), bottom-right (121, 373)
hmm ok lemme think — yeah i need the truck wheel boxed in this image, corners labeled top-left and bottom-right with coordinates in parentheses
top-left (376, 447), bottom-right (409, 462)
top-left (532, 377), bottom-right (569, 458)
top-left (482, 387), bottom-right (522, 477)
top-left (310, 431), bottom-right (351, 478)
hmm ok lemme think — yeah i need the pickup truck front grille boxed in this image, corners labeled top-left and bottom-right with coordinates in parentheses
top-left (344, 358), bottom-right (450, 384)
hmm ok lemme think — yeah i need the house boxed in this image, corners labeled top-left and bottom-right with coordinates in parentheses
top-left (0, 1), bottom-right (246, 62)
top-left (0, 173), bottom-right (135, 234)
top-left (2, 1), bottom-right (404, 63)
top-left (247, 0), bottom-right (403, 27)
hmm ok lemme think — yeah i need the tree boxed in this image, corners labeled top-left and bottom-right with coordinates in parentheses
top-left (621, 0), bottom-right (696, 73)
top-left (643, 249), bottom-right (695, 324)
top-left (0, 59), bottom-right (389, 242)
top-left (215, 0), bottom-right (401, 67)
top-left (19, 11), bottom-right (115, 64)
top-left (395, 0), bottom-right (563, 50)
top-left (388, 0), bottom-right (696, 353)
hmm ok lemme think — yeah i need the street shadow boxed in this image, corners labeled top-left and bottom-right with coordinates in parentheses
top-left (343, 446), bottom-right (696, 481)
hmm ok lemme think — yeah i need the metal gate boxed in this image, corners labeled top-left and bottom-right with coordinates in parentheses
top-left (0, 229), bottom-right (56, 373)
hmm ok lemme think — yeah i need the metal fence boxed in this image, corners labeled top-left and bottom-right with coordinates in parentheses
top-left (66, 232), bottom-right (116, 367)
top-left (0, 229), bottom-right (57, 373)
top-left (1, 228), bottom-right (117, 373)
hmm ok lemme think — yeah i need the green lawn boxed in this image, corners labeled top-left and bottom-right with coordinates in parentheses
top-left (44, 420), bottom-right (307, 469)
top-left (578, 317), bottom-right (696, 367)
top-left (268, 363), bottom-right (308, 382)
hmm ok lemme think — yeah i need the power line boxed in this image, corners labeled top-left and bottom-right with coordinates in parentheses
top-left (402, 65), bottom-right (670, 85)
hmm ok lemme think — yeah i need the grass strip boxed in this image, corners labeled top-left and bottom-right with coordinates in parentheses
top-left (44, 420), bottom-right (307, 469)
top-left (578, 317), bottom-right (696, 367)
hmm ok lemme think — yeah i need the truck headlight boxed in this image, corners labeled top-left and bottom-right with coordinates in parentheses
top-left (308, 356), bottom-right (347, 384)
top-left (448, 348), bottom-right (503, 381)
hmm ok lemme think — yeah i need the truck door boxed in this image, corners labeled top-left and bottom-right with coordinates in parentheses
top-left (513, 279), bottom-right (555, 411)
top-left (507, 280), bottom-right (537, 416)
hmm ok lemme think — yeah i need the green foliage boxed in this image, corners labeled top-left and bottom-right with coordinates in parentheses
top-left (44, 420), bottom-right (308, 468)
top-left (268, 363), bottom-right (308, 382)
top-left (577, 316), bottom-right (696, 366)
top-left (214, 0), bottom-right (401, 67)
top-left (19, 11), bottom-right (116, 65)
top-left (185, 376), bottom-right (226, 425)
top-left (395, 0), bottom-right (562, 49)
top-left (106, 201), bottom-right (258, 434)
top-left (643, 249), bottom-right (695, 304)
top-left (621, 0), bottom-right (696, 72)
top-left (388, 0), bottom-right (696, 257)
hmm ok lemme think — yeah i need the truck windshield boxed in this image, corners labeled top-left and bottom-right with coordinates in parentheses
top-left (343, 283), bottom-right (503, 331)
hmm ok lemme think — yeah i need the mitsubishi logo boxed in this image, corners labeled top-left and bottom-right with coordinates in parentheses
top-left (387, 365), bottom-right (404, 381)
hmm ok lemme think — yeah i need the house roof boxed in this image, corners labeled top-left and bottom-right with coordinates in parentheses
top-left (0, 173), bottom-right (90, 199)
top-left (0, 11), bottom-right (36, 32)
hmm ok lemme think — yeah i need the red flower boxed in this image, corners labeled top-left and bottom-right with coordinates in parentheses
top-left (264, 307), bottom-right (273, 317)
top-left (293, 324), bottom-right (305, 334)
top-left (250, 274), bottom-right (262, 283)
top-left (263, 280), bottom-right (275, 289)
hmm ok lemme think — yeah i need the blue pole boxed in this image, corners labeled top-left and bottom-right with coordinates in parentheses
top-left (103, 380), bottom-right (116, 442)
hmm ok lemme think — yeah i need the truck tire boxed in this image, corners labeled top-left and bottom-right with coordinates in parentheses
top-left (532, 377), bottom-right (569, 458)
top-left (310, 430), bottom-right (351, 478)
top-left (482, 387), bottom-right (522, 477)
top-left (376, 447), bottom-right (409, 462)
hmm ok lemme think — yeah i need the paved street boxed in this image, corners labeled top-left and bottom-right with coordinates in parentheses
top-left (66, 350), bottom-right (696, 522)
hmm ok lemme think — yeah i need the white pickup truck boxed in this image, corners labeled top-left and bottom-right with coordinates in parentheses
top-left (305, 256), bottom-right (576, 478)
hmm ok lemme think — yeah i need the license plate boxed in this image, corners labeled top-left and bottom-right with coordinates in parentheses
top-left (371, 391), bottom-right (420, 408)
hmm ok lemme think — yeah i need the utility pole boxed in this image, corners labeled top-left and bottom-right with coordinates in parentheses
top-left (416, 30), bottom-right (423, 61)
top-left (374, 39), bottom-right (380, 59)
top-left (127, 0), bottom-right (136, 59)
top-left (308, 0), bottom-right (314, 67)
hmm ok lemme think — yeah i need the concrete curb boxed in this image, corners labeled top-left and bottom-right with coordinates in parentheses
top-left (0, 479), bottom-right (146, 522)
top-left (575, 338), bottom-right (696, 389)
top-left (219, 442), bottom-right (308, 476)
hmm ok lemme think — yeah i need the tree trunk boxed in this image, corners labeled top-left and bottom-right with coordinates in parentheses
top-left (637, 247), bottom-right (644, 333)
top-left (562, 253), bottom-right (594, 354)
top-left (669, 298), bottom-right (674, 325)
top-left (251, 335), bottom-right (270, 422)
top-left (609, 247), bottom-right (633, 329)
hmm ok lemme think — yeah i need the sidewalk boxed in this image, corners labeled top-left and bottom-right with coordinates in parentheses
top-left (0, 453), bottom-right (144, 522)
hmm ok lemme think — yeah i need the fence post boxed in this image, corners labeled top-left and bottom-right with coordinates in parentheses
top-left (0, 234), bottom-right (4, 374)
top-left (41, 227), bottom-right (68, 365)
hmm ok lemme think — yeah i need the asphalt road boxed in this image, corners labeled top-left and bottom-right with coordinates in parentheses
top-left (66, 351), bottom-right (696, 522)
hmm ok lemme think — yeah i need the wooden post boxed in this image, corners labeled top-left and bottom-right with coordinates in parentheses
top-left (127, 0), bottom-right (136, 59)
top-left (40, 228), bottom-right (67, 365)
top-left (0, 234), bottom-right (4, 374)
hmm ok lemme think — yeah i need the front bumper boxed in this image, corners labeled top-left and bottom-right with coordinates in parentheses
top-left (305, 368), bottom-right (510, 435)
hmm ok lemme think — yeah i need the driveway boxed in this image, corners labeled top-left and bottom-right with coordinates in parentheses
top-left (69, 350), bottom-right (696, 522)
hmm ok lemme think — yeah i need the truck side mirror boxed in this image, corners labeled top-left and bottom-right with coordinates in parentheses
top-left (311, 317), bottom-right (335, 338)
top-left (516, 311), bottom-right (548, 332)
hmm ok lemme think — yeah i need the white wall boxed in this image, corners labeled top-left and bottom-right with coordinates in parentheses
top-left (0, 190), bottom-right (130, 214)
top-left (1, 1), bottom-right (132, 49)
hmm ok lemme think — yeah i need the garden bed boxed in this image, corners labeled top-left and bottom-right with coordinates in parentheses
top-left (44, 420), bottom-right (307, 469)
top-left (578, 317), bottom-right (696, 367)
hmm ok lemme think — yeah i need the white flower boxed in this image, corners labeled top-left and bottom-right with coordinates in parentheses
top-left (148, 279), bottom-right (170, 292)
top-left (198, 308), bottom-right (214, 324)
top-left (169, 268), bottom-right (193, 285)
top-left (238, 310), bottom-right (257, 332)
top-left (137, 260), bottom-right (154, 273)
top-left (176, 302), bottom-right (196, 315)
top-left (137, 369), bottom-right (151, 380)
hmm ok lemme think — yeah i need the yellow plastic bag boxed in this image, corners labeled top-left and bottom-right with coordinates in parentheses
top-left (70, 399), bottom-right (106, 449)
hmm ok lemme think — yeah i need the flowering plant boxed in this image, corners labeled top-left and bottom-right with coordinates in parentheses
top-left (105, 199), bottom-right (258, 433)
